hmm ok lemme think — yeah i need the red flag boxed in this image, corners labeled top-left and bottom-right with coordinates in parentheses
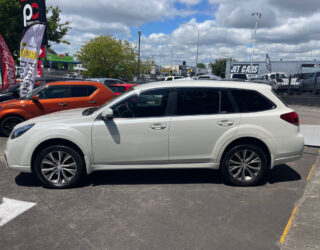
top-left (0, 34), bottom-right (16, 90)
top-left (36, 59), bottom-right (42, 77)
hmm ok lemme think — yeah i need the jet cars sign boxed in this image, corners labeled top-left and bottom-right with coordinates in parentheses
top-left (230, 64), bottom-right (259, 74)
top-left (20, 0), bottom-right (46, 27)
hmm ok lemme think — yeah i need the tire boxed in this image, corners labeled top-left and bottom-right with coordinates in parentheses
top-left (0, 115), bottom-right (25, 137)
top-left (220, 144), bottom-right (268, 186)
top-left (34, 145), bottom-right (86, 189)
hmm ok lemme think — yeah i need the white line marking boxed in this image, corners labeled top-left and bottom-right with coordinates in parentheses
top-left (0, 197), bottom-right (36, 227)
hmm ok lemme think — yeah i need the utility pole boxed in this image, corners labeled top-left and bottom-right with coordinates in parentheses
top-left (195, 24), bottom-right (199, 76)
top-left (137, 30), bottom-right (141, 80)
top-left (250, 12), bottom-right (261, 73)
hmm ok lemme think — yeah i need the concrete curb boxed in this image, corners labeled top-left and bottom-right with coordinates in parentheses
top-left (281, 148), bottom-right (320, 249)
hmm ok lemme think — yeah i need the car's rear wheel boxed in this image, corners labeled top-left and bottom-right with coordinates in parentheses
top-left (34, 145), bottom-right (85, 189)
top-left (0, 115), bottom-right (25, 137)
top-left (221, 144), bottom-right (267, 186)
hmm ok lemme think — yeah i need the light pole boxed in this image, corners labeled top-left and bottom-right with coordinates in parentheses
top-left (195, 24), bottom-right (199, 76)
top-left (250, 12), bottom-right (261, 73)
top-left (137, 30), bottom-right (141, 80)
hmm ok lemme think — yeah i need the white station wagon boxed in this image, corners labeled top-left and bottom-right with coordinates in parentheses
top-left (5, 80), bottom-right (304, 188)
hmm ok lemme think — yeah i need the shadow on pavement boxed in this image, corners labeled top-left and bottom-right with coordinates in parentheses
top-left (15, 173), bottom-right (41, 187)
top-left (85, 169), bottom-right (223, 186)
top-left (266, 164), bottom-right (301, 184)
top-left (14, 164), bottom-right (301, 188)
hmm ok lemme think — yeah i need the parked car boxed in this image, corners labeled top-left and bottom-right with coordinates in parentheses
top-left (197, 74), bottom-right (221, 80)
top-left (87, 78), bottom-right (125, 86)
top-left (4, 80), bottom-right (304, 188)
top-left (300, 72), bottom-right (320, 93)
top-left (290, 73), bottom-right (308, 87)
top-left (0, 81), bottom-right (115, 136)
top-left (164, 76), bottom-right (184, 81)
top-left (228, 73), bottom-right (249, 80)
top-left (0, 77), bottom-right (85, 103)
top-left (259, 72), bottom-right (289, 86)
top-left (108, 83), bottom-right (138, 95)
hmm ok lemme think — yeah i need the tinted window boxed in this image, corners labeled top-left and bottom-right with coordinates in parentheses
top-left (38, 85), bottom-right (71, 99)
top-left (231, 89), bottom-right (275, 112)
top-left (220, 91), bottom-right (235, 113)
top-left (109, 86), bottom-right (126, 93)
top-left (112, 89), bottom-right (170, 118)
top-left (175, 88), bottom-right (219, 115)
top-left (70, 85), bottom-right (96, 97)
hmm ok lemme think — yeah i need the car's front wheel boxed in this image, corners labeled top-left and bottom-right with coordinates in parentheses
top-left (221, 144), bottom-right (267, 186)
top-left (0, 115), bottom-right (25, 137)
top-left (34, 145), bottom-right (85, 189)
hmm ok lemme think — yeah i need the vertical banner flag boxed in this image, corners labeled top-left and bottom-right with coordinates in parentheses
top-left (20, 0), bottom-right (48, 46)
top-left (266, 53), bottom-right (272, 73)
top-left (0, 34), bottom-right (16, 90)
top-left (19, 24), bottom-right (46, 97)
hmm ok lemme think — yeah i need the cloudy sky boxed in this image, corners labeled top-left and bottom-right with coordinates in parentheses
top-left (47, 0), bottom-right (320, 66)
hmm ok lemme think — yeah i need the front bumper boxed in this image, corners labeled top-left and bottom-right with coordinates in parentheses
top-left (5, 143), bottom-right (32, 173)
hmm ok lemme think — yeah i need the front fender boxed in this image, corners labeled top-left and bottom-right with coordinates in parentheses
top-left (13, 125), bottom-right (93, 174)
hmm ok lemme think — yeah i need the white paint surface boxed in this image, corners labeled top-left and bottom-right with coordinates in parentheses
top-left (0, 197), bottom-right (36, 227)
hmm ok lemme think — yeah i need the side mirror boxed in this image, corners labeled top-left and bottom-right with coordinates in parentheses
top-left (32, 95), bottom-right (40, 102)
top-left (101, 108), bottom-right (113, 120)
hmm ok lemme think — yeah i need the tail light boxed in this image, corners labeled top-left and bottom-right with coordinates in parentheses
top-left (280, 112), bottom-right (299, 126)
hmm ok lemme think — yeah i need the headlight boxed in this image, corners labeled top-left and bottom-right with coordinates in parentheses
top-left (10, 124), bottom-right (35, 139)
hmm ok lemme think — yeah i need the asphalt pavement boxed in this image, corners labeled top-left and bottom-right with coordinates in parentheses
top-left (0, 105), bottom-right (319, 250)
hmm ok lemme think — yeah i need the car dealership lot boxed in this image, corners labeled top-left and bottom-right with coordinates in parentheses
top-left (0, 105), bottom-right (319, 250)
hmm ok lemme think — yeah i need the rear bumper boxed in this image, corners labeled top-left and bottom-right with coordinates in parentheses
top-left (274, 154), bottom-right (303, 166)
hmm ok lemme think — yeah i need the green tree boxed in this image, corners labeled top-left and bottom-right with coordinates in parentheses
top-left (0, 0), bottom-right (70, 59)
top-left (140, 58), bottom-right (155, 75)
top-left (76, 35), bottom-right (137, 79)
top-left (209, 58), bottom-right (236, 78)
top-left (197, 63), bottom-right (206, 69)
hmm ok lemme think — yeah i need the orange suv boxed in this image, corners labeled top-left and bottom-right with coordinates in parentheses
top-left (0, 81), bottom-right (115, 136)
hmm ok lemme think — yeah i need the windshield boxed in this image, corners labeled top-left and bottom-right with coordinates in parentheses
top-left (20, 85), bottom-right (47, 100)
top-left (5, 84), bottom-right (19, 93)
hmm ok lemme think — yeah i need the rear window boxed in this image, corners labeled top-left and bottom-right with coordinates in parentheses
top-left (231, 89), bottom-right (275, 112)
top-left (109, 86), bottom-right (126, 93)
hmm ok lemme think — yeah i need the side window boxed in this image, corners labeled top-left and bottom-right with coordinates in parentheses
top-left (70, 85), bottom-right (97, 97)
top-left (231, 89), bottom-right (275, 112)
top-left (112, 89), bottom-right (170, 118)
top-left (38, 85), bottom-right (71, 99)
top-left (220, 91), bottom-right (235, 113)
top-left (175, 88), bottom-right (219, 115)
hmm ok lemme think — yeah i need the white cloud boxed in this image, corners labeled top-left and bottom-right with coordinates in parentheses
top-left (48, 0), bottom-right (320, 66)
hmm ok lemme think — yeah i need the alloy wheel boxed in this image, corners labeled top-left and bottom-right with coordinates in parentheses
top-left (40, 151), bottom-right (78, 184)
top-left (227, 149), bottom-right (262, 182)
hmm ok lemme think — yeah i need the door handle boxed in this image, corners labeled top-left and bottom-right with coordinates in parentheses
top-left (218, 120), bottom-right (234, 127)
top-left (89, 100), bottom-right (97, 104)
top-left (58, 102), bottom-right (67, 107)
top-left (149, 123), bottom-right (166, 130)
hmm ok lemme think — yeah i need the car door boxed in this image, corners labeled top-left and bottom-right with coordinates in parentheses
top-left (92, 88), bottom-right (172, 165)
top-left (169, 88), bottom-right (240, 163)
top-left (23, 85), bottom-right (71, 116)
